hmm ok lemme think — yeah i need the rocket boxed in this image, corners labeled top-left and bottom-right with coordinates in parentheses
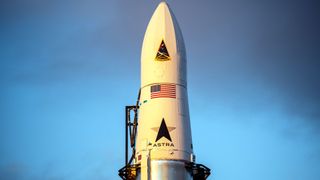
top-left (119, 2), bottom-right (210, 180)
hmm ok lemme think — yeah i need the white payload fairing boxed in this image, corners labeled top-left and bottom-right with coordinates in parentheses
top-left (119, 2), bottom-right (210, 180)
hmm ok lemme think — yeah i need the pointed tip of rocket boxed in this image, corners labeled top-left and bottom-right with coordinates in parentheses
top-left (145, 1), bottom-right (183, 44)
top-left (158, 1), bottom-right (169, 7)
top-left (153, 1), bottom-right (171, 18)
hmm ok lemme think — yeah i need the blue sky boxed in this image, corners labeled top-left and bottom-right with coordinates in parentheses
top-left (0, 0), bottom-right (319, 179)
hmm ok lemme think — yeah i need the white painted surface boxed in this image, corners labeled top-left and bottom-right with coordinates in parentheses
top-left (135, 2), bottom-right (193, 180)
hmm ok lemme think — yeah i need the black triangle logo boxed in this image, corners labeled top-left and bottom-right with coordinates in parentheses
top-left (155, 40), bottom-right (170, 61)
top-left (155, 118), bottom-right (172, 142)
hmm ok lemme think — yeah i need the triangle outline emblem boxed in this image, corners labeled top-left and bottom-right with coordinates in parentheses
top-left (155, 40), bottom-right (171, 61)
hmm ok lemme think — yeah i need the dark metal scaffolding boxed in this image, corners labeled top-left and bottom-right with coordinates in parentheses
top-left (118, 90), bottom-right (141, 180)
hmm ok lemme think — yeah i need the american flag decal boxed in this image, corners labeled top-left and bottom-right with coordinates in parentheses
top-left (151, 84), bottom-right (176, 99)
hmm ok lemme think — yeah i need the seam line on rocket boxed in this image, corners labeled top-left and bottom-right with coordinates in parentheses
top-left (141, 82), bottom-right (187, 90)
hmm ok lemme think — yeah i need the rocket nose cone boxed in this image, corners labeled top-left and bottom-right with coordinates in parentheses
top-left (152, 1), bottom-right (172, 25)
top-left (142, 1), bottom-right (185, 59)
top-left (141, 2), bottom-right (187, 87)
top-left (157, 1), bottom-right (170, 10)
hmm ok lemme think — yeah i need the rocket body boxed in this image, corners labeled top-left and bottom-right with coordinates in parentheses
top-left (135, 2), bottom-right (193, 179)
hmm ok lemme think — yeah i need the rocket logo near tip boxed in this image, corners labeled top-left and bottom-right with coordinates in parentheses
top-left (152, 118), bottom-right (176, 142)
top-left (155, 40), bottom-right (171, 61)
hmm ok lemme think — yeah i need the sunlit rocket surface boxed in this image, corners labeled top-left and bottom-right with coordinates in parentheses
top-left (119, 2), bottom-right (210, 179)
